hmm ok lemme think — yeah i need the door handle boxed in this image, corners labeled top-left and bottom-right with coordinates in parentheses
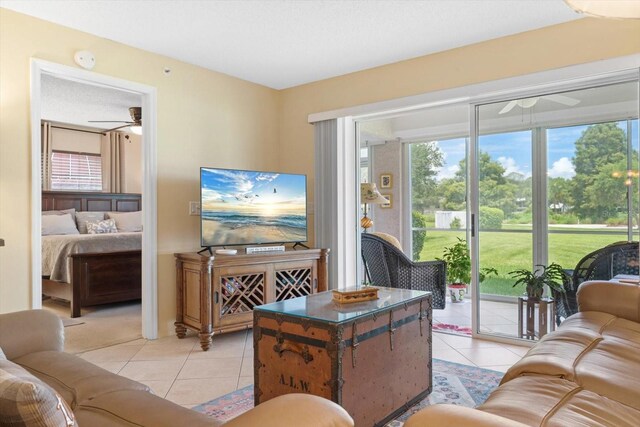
top-left (471, 214), bottom-right (475, 237)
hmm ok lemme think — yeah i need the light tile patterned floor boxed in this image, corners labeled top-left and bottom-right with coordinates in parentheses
top-left (78, 327), bottom-right (529, 408)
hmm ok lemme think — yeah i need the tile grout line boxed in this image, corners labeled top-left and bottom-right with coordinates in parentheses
top-left (166, 338), bottom-right (199, 399)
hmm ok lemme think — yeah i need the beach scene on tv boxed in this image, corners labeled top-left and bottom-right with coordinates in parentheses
top-left (201, 168), bottom-right (307, 246)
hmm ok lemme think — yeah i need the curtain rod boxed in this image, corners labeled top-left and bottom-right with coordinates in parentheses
top-left (49, 125), bottom-right (106, 136)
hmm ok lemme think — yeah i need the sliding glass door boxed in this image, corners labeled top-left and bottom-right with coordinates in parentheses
top-left (472, 79), bottom-right (639, 340)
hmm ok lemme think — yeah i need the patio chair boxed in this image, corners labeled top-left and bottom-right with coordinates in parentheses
top-left (361, 233), bottom-right (447, 309)
top-left (552, 241), bottom-right (639, 325)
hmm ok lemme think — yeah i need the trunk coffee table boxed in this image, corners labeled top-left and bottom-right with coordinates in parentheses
top-left (253, 287), bottom-right (432, 426)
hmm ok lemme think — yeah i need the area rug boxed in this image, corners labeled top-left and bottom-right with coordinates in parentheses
top-left (433, 322), bottom-right (473, 336)
top-left (192, 359), bottom-right (503, 426)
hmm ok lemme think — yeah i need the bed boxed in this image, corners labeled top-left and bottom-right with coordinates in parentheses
top-left (42, 191), bottom-right (142, 318)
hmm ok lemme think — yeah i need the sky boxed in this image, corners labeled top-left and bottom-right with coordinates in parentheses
top-left (201, 168), bottom-right (306, 214)
top-left (432, 120), bottom-right (639, 181)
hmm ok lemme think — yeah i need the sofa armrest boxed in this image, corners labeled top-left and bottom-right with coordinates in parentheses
top-left (0, 309), bottom-right (64, 360)
top-left (223, 394), bottom-right (353, 427)
top-left (404, 405), bottom-right (528, 427)
top-left (577, 280), bottom-right (640, 323)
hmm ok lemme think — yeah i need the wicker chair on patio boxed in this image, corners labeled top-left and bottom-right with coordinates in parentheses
top-left (361, 233), bottom-right (447, 309)
top-left (552, 241), bottom-right (639, 325)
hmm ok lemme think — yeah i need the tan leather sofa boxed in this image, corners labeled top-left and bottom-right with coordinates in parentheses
top-left (0, 309), bottom-right (353, 427)
top-left (405, 280), bottom-right (640, 427)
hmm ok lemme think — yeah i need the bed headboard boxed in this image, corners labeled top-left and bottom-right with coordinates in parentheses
top-left (42, 191), bottom-right (142, 212)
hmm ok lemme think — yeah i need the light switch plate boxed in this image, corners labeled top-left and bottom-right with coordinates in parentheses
top-left (189, 201), bottom-right (201, 216)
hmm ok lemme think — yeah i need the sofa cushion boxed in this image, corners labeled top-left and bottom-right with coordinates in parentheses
top-left (500, 327), bottom-right (602, 384)
top-left (479, 376), bottom-right (579, 425)
top-left (0, 358), bottom-right (76, 426)
top-left (75, 389), bottom-right (219, 427)
top-left (14, 351), bottom-right (148, 408)
top-left (502, 311), bottom-right (640, 410)
top-left (479, 376), bottom-right (640, 427)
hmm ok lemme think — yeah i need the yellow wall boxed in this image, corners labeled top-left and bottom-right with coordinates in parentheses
top-left (1, 8), bottom-right (639, 336)
top-left (279, 18), bottom-right (640, 245)
top-left (0, 9), bottom-right (280, 335)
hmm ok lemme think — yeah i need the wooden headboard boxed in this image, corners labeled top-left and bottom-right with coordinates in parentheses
top-left (42, 191), bottom-right (142, 212)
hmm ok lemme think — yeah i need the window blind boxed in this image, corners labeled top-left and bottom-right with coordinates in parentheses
top-left (51, 151), bottom-right (102, 191)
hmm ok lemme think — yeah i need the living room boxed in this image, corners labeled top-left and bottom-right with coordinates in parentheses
top-left (1, 1), bottom-right (639, 426)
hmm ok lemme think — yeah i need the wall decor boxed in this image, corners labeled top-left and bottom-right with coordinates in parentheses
top-left (380, 173), bottom-right (393, 189)
top-left (381, 194), bottom-right (392, 209)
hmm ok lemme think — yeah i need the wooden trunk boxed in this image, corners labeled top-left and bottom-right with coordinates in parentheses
top-left (254, 290), bottom-right (432, 426)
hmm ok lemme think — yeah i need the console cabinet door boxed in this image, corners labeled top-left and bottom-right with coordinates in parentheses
top-left (214, 264), bottom-right (272, 329)
top-left (273, 260), bottom-right (318, 301)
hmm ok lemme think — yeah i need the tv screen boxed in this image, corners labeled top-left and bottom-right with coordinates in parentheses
top-left (200, 167), bottom-right (307, 247)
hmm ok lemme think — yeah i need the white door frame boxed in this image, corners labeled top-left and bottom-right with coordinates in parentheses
top-left (30, 59), bottom-right (158, 339)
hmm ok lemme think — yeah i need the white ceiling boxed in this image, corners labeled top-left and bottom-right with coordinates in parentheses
top-left (0, 0), bottom-right (581, 89)
top-left (41, 74), bottom-right (141, 129)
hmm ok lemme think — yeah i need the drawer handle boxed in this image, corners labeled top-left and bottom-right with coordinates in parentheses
top-left (273, 337), bottom-right (314, 364)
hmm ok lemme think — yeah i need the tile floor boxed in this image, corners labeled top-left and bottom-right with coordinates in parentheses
top-left (79, 328), bottom-right (530, 408)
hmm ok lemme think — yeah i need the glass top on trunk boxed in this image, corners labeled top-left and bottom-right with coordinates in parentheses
top-left (254, 287), bottom-right (430, 324)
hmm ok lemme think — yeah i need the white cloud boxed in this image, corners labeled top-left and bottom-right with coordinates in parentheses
top-left (498, 156), bottom-right (530, 178)
top-left (548, 157), bottom-right (575, 179)
top-left (436, 164), bottom-right (460, 180)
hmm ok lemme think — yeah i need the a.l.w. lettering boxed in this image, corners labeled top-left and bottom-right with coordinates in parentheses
top-left (279, 374), bottom-right (311, 393)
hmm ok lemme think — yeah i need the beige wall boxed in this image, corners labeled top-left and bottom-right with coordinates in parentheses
top-left (1, 9), bottom-right (639, 336)
top-left (279, 18), bottom-right (640, 246)
top-left (122, 133), bottom-right (142, 194)
top-left (0, 9), bottom-right (280, 336)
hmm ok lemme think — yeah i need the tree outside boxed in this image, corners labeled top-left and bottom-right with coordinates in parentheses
top-left (408, 121), bottom-right (638, 295)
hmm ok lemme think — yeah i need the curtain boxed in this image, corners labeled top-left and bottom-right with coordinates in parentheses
top-left (41, 122), bottom-right (53, 190)
top-left (102, 132), bottom-right (125, 193)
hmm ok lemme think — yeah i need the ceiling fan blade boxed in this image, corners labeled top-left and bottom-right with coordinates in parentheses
top-left (88, 120), bottom-right (135, 123)
top-left (105, 124), bottom-right (132, 132)
top-left (544, 94), bottom-right (581, 107)
top-left (499, 100), bottom-right (518, 115)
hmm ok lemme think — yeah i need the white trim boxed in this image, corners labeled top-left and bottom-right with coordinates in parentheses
top-left (30, 59), bottom-right (158, 339)
top-left (309, 54), bottom-right (640, 123)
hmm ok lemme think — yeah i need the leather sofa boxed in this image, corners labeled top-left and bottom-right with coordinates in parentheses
top-left (405, 280), bottom-right (640, 427)
top-left (0, 309), bottom-right (353, 427)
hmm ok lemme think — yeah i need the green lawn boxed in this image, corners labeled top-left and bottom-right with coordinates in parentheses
top-left (417, 229), bottom-right (629, 296)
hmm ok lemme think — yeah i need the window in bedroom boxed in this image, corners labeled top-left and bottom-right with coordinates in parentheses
top-left (50, 150), bottom-right (102, 191)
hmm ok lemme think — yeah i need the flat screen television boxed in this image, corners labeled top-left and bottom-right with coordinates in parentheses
top-left (200, 167), bottom-right (307, 247)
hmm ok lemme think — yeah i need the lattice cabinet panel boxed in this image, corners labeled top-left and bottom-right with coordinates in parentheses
top-left (275, 268), bottom-right (313, 301)
top-left (220, 273), bottom-right (266, 316)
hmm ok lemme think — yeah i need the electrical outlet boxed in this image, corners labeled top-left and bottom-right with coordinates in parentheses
top-left (189, 201), bottom-right (201, 216)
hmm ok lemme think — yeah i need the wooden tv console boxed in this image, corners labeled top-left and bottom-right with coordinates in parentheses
top-left (174, 248), bottom-right (329, 350)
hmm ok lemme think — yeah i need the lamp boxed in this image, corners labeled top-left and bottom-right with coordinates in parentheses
top-left (360, 183), bottom-right (388, 232)
top-left (564, 0), bottom-right (640, 19)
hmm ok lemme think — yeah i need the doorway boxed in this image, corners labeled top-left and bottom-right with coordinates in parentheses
top-left (30, 59), bottom-right (158, 341)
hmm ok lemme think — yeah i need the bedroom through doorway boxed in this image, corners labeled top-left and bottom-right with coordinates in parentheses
top-left (36, 71), bottom-right (147, 353)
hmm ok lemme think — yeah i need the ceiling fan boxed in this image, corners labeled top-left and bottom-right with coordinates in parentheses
top-left (89, 107), bottom-right (142, 134)
top-left (499, 94), bottom-right (580, 115)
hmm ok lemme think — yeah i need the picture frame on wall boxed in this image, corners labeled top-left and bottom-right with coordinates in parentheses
top-left (380, 173), bottom-right (392, 189)
top-left (381, 194), bottom-right (392, 209)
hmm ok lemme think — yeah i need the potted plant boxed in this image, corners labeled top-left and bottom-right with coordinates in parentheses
top-left (438, 238), bottom-right (497, 303)
top-left (509, 263), bottom-right (568, 299)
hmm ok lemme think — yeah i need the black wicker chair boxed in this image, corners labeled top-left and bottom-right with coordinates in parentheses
top-left (361, 233), bottom-right (447, 309)
top-left (552, 241), bottom-right (639, 325)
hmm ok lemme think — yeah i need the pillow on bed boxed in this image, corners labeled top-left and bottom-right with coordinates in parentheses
top-left (107, 211), bottom-right (142, 232)
top-left (75, 211), bottom-right (105, 234)
top-left (86, 218), bottom-right (118, 234)
top-left (41, 213), bottom-right (79, 236)
top-left (42, 208), bottom-right (76, 220)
